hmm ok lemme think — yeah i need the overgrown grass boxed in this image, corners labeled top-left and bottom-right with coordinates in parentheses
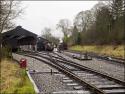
top-left (69, 45), bottom-right (124, 59)
top-left (0, 58), bottom-right (35, 94)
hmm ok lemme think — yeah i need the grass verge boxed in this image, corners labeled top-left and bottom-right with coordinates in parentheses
top-left (69, 45), bottom-right (124, 59)
top-left (0, 58), bottom-right (35, 94)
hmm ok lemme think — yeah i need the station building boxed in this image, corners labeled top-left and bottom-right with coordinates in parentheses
top-left (2, 26), bottom-right (37, 52)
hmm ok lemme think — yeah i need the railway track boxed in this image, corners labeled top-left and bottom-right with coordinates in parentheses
top-left (17, 51), bottom-right (125, 94)
top-left (62, 51), bottom-right (124, 81)
top-left (65, 50), bottom-right (125, 65)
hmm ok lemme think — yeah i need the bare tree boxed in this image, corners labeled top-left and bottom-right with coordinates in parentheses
top-left (74, 10), bottom-right (95, 32)
top-left (41, 27), bottom-right (52, 40)
top-left (41, 27), bottom-right (59, 45)
top-left (56, 19), bottom-right (71, 42)
top-left (0, 0), bottom-right (23, 33)
top-left (0, 0), bottom-right (23, 61)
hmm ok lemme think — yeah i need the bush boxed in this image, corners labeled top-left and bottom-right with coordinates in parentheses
top-left (1, 46), bottom-right (12, 58)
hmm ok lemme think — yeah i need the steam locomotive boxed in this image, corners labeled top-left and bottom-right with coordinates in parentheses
top-left (37, 37), bottom-right (54, 51)
top-left (58, 42), bottom-right (68, 51)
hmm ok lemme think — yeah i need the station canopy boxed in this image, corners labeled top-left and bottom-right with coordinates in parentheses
top-left (2, 26), bottom-right (37, 46)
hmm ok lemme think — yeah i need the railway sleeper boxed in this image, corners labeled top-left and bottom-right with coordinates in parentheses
top-left (97, 84), bottom-right (125, 89)
top-left (52, 90), bottom-right (90, 94)
top-left (104, 89), bottom-right (125, 94)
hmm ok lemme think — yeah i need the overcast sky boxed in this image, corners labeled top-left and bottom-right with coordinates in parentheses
top-left (15, 1), bottom-right (98, 39)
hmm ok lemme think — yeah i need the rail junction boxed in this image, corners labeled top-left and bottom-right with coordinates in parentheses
top-left (13, 51), bottom-right (125, 94)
